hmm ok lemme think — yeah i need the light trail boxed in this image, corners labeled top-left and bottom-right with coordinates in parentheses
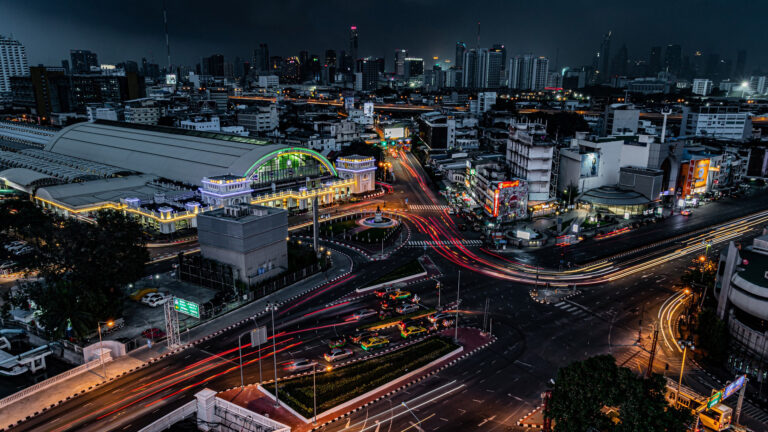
top-left (279, 274), bottom-right (356, 315)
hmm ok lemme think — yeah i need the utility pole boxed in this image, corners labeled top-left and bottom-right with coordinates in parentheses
top-left (735, 377), bottom-right (747, 424)
top-left (313, 195), bottom-right (319, 257)
top-left (454, 270), bottom-right (460, 341)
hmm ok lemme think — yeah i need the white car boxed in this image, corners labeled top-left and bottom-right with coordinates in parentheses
top-left (349, 309), bottom-right (378, 321)
top-left (324, 348), bottom-right (353, 363)
top-left (142, 293), bottom-right (169, 307)
top-left (396, 303), bottom-right (419, 314)
top-left (284, 359), bottom-right (317, 372)
top-left (5, 242), bottom-right (27, 252)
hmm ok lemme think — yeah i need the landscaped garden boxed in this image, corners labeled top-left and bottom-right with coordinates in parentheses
top-left (264, 337), bottom-right (457, 419)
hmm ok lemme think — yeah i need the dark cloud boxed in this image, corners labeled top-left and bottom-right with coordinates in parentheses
top-left (2, 0), bottom-right (767, 72)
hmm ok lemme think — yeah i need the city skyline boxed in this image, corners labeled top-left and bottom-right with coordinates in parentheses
top-left (3, 0), bottom-right (768, 73)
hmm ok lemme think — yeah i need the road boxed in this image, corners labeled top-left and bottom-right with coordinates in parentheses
top-left (15, 148), bottom-right (768, 431)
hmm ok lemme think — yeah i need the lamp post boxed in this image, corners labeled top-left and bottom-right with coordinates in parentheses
top-left (96, 320), bottom-right (114, 380)
top-left (676, 339), bottom-right (695, 407)
top-left (266, 302), bottom-right (279, 406)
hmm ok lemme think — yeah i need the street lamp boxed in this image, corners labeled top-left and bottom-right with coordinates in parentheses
top-left (676, 339), bottom-right (695, 407)
top-left (266, 302), bottom-right (279, 406)
top-left (96, 320), bottom-right (114, 380)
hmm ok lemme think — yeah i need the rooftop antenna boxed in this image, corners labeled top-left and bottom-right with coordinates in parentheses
top-left (163, 0), bottom-right (171, 70)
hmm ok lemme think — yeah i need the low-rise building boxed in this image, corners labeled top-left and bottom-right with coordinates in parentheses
top-left (681, 105), bottom-right (752, 141)
top-left (197, 203), bottom-right (288, 285)
top-left (236, 104), bottom-right (278, 133)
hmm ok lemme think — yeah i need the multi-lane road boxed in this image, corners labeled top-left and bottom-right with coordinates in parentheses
top-left (13, 148), bottom-right (768, 431)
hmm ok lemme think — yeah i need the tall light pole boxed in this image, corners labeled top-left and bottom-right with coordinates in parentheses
top-left (313, 363), bottom-right (317, 424)
top-left (266, 302), bottom-right (279, 406)
top-left (96, 320), bottom-right (114, 380)
top-left (454, 270), bottom-right (460, 341)
top-left (676, 340), bottom-right (694, 407)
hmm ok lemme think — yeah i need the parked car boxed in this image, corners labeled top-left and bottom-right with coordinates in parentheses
top-left (360, 337), bottom-right (390, 351)
top-left (5, 241), bottom-right (27, 252)
top-left (141, 328), bottom-right (166, 339)
top-left (396, 303), bottom-right (419, 314)
top-left (13, 246), bottom-right (33, 255)
top-left (284, 359), bottom-right (317, 372)
top-left (142, 293), bottom-right (169, 307)
top-left (324, 348), bottom-right (353, 362)
top-left (348, 309), bottom-right (378, 321)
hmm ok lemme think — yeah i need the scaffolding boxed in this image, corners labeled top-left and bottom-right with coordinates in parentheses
top-left (164, 300), bottom-right (181, 348)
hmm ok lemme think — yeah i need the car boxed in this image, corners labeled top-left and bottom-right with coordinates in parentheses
top-left (13, 246), bottom-right (33, 255)
top-left (397, 318), bottom-right (422, 330)
top-left (373, 287), bottom-right (394, 298)
top-left (360, 337), bottom-right (390, 351)
top-left (389, 290), bottom-right (412, 300)
top-left (396, 303), bottom-right (419, 314)
top-left (680, 210), bottom-right (692, 216)
top-left (440, 318), bottom-right (455, 328)
top-left (427, 312), bottom-right (452, 323)
top-left (348, 331), bottom-right (379, 344)
top-left (401, 326), bottom-right (428, 339)
top-left (379, 300), bottom-right (393, 310)
top-left (324, 348), bottom-right (354, 362)
top-left (5, 242), bottom-right (27, 252)
top-left (348, 309), bottom-right (378, 321)
top-left (328, 337), bottom-right (346, 348)
top-left (142, 293), bottom-right (169, 307)
top-left (141, 293), bottom-right (160, 304)
top-left (284, 359), bottom-right (317, 372)
top-left (141, 328), bottom-right (165, 339)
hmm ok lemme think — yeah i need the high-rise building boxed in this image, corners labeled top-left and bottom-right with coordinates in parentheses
top-left (70, 49), bottom-right (99, 74)
top-left (455, 42), bottom-right (466, 69)
top-left (482, 49), bottom-right (503, 88)
top-left (649, 46), bottom-right (662, 75)
top-left (325, 50), bottom-right (337, 68)
top-left (734, 50), bottom-right (747, 79)
top-left (355, 57), bottom-right (380, 90)
top-left (349, 26), bottom-right (359, 62)
top-left (508, 55), bottom-right (549, 90)
top-left (461, 49), bottom-right (479, 88)
top-left (253, 43), bottom-right (269, 73)
top-left (692, 79), bottom-right (713, 96)
top-left (280, 57), bottom-right (300, 83)
top-left (664, 44), bottom-right (682, 76)
top-left (404, 57), bottom-right (423, 79)
top-left (611, 44), bottom-right (628, 77)
top-left (395, 49), bottom-right (408, 76)
top-left (595, 31), bottom-right (612, 82)
top-left (491, 44), bottom-right (507, 70)
top-left (0, 35), bottom-right (29, 95)
top-left (202, 54), bottom-right (225, 77)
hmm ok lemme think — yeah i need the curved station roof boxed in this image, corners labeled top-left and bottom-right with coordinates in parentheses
top-left (45, 121), bottom-right (335, 185)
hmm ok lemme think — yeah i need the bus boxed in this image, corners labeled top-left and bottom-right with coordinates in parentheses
top-left (664, 379), bottom-right (732, 431)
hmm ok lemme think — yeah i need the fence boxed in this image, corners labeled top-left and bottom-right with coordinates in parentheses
top-left (137, 400), bottom-right (196, 432)
top-left (0, 352), bottom-right (111, 410)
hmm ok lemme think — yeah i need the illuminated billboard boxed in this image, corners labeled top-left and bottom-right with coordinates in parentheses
top-left (486, 180), bottom-right (528, 220)
top-left (580, 153), bottom-right (599, 178)
top-left (693, 159), bottom-right (710, 189)
top-left (384, 126), bottom-right (405, 139)
top-left (165, 74), bottom-right (177, 85)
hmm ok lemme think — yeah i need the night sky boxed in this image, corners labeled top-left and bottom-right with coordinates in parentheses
top-left (3, 0), bottom-right (767, 72)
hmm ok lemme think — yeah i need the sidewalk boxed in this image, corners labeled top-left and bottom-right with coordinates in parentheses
top-left (0, 250), bottom-right (353, 429)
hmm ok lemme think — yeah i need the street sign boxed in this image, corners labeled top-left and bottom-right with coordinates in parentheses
top-left (173, 297), bottom-right (200, 319)
top-left (707, 390), bottom-right (723, 409)
top-left (250, 326), bottom-right (268, 347)
top-left (723, 375), bottom-right (746, 400)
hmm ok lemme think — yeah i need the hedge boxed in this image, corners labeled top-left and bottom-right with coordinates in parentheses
top-left (264, 337), bottom-right (457, 419)
top-left (357, 309), bottom-right (436, 331)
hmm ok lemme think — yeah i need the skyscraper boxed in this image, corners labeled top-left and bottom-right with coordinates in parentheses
top-left (596, 31), bottom-right (611, 81)
top-left (610, 44), bottom-right (628, 77)
top-left (455, 42), bottom-right (467, 69)
top-left (404, 57), bottom-right (424, 79)
top-left (508, 55), bottom-right (549, 90)
top-left (253, 43), bottom-right (269, 73)
top-left (395, 49), bottom-right (408, 76)
top-left (664, 44), bottom-right (682, 76)
top-left (461, 49), bottom-right (479, 88)
top-left (325, 50), bottom-right (337, 68)
top-left (0, 35), bottom-right (29, 94)
top-left (202, 54), bottom-right (225, 77)
top-left (349, 26), bottom-right (359, 63)
top-left (483, 49), bottom-right (504, 88)
top-left (648, 46), bottom-right (662, 75)
top-left (355, 57), bottom-right (379, 90)
top-left (491, 44), bottom-right (506, 69)
top-left (70, 49), bottom-right (99, 74)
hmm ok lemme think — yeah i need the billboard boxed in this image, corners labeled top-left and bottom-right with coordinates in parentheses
top-left (384, 126), bottom-right (405, 139)
top-left (165, 74), bottom-right (177, 85)
top-left (693, 159), bottom-right (710, 189)
top-left (489, 180), bottom-right (528, 220)
top-left (580, 153), bottom-right (600, 177)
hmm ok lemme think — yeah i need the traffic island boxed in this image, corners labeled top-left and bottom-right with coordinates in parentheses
top-left (218, 328), bottom-right (493, 432)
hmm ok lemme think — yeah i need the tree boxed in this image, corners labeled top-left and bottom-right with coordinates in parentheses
top-left (547, 355), bottom-right (692, 432)
top-left (696, 308), bottom-right (729, 363)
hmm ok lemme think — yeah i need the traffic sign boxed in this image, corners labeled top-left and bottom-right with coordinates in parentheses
top-left (173, 297), bottom-right (200, 319)
top-left (723, 375), bottom-right (746, 400)
top-left (707, 390), bottom-right (722, 409)
top-left (250, 326), bottom-right (267, 347)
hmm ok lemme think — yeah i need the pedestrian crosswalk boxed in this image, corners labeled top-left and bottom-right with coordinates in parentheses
top-left (407, 204), bottom-right (451, 212)
top-left (406, 239), bottom-right (484, 247)
top-left (552, 301), bottom-right (591, 319)
top-left (734, 398), bottom-right (768, 423)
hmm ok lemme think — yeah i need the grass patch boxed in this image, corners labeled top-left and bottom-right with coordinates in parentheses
top-left (352, 227), bottom-right (392, 243)
top-left (369, 260), bottom-right (425, 286)
top-left (264, 337), bottom-right (457, 419)
top-left (321, 219), bottom-right (358, 235)
top-left (358, 309), bottom-right (436, 331)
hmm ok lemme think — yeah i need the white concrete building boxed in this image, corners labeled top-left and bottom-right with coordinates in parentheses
top-left (692, 79), bottom-right (713, 96)
top-left (180, 116), bottom-right (221, 131)
top-left (236, 105), bottom-right (278, 133)
top-left (470, 92), bottom-right (496, 114)
top-left (602, 104), bottom-right (639, 137)
top-left (86, 106), bottom-right (119, 122)
top-left (507, 55), bottom-right (549, 90)
top-left (681, 105), bottom-right (752, 140)
top-left (0, 36), bottom-right (29, 95)
top-left (335, 155), bottom-right (376, 194)
top-left (124, 99), bottom-right (161, 125)
top-left (506, 121), bottom-right (555, 203)
top-left (257, 75), bottom-right (279, 88)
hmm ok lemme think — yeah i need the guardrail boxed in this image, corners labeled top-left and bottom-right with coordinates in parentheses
top-left (0, 352), bottom-right (112, 410)
top-left (137, 400), bottom-right (196, 432)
